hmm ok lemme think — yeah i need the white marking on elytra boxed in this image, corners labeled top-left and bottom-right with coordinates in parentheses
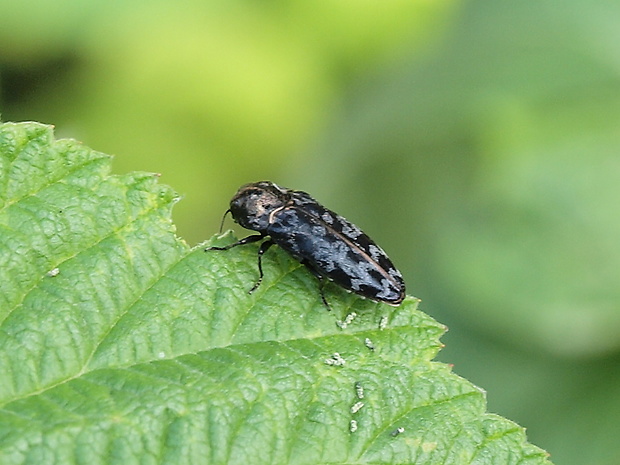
top-left (377, 278), bottom-right (400, 299)
top-left (388, 268), bottom-right (402, 279)
top-left (391, 427), bottom-right (405, 437)
top-left (368, 244), bottom-right (384, 261)
top-left (340, 221), bottom-right (363, 239)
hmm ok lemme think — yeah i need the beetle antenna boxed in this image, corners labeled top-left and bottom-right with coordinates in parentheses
top-left (218, 209), bottom-right (231, 234)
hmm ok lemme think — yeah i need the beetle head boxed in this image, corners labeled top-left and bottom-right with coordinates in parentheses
top-left (229, 181), bottom-right (287, 231)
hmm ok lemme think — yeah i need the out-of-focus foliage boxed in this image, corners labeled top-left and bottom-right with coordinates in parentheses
top-left (1, 1), bottom-right (619, 464)
top-left (0, 0), bottom-right (451, 245)
top-left (288, 2), bottom-right (620, 465)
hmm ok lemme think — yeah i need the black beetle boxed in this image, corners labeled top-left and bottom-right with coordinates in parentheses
top-left (206, 181), bottom-right (405, 307)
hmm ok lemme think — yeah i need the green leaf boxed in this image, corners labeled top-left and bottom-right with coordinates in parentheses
top-left (0, 121), bottom-right (552, 464)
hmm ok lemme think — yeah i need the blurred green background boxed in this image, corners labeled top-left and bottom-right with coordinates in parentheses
top-left (2, 0), bottom-right (619, 463)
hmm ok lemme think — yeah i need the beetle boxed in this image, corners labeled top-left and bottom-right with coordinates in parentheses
top-left (206, 181), bottom-right (405, 307)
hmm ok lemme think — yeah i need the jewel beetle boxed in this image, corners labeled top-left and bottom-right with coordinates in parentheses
top-left (206, 181), bottom-right (406, 307)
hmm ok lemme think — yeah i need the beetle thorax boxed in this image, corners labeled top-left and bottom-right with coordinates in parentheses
top-left (229, 184), bottom-right (286, 232)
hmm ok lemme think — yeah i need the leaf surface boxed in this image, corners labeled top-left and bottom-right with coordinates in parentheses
top-left (0, 122), bottom-right (552, 464)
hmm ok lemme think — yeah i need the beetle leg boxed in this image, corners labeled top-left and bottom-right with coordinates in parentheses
top-left (205, 234), bottom-right (264, 251)
top-left (301, 261), bottom-right (331, 310)
top-left (249, 239), bottom-right (275, 294)
top-left (317, 276), bottom-right (331, 310)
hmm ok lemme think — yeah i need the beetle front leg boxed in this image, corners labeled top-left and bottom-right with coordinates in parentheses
top-left (205, 234), bottom-right (264, 251)
top-left (249, 239), bottom-right (275, 294)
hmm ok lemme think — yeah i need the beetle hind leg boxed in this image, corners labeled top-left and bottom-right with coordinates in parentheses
top-left (301, 261), bottom-right (331, 310)
top-left (317, 277), bottom-right (330, 310)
